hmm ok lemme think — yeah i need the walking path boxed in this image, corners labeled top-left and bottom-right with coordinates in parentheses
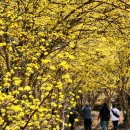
top-left (66, 111), bottom-right (130, 130)
top-left (66, 116), bottom-right (130, 130)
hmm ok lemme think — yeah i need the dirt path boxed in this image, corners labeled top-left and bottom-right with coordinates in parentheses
top-left (66, 111), bottom-right (129, 130)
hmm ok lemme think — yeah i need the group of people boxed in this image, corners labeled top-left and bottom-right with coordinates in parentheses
top-left (69, 103), bottom-right (120, 130)
top-left (97, 103), bottom-right (120, 130)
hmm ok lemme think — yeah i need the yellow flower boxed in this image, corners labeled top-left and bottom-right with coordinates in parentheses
top-left (76, 96), bottom-right (80, 99)
top-left (41, 59), bottom-right (51, 64)
top-left (78, 90), bottom-right (82, 93)
top-left (0, 42), bottom-right (6, 47)
top-left (0, 31), bottom-right (4, 36)
top-left (58, 104), bottom-right (63, 108)
top-left (50, 65), bottom-right (56, 70)
top-left (51, 102), bottom-right (57, 107)
top-left (69, 41), bottom-right (75, 48)
top-left (75, 118), bottom-right (79, 122)
top-left (24, 86), bottom-right (31, 91)
top-left (18, 87), bottom-right (23, 91)
top-left (4, 82), bottom-right (10, 88)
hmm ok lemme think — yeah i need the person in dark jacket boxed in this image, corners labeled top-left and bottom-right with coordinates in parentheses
top-left (98, 103), bottom-right (110, 130)
top-left (82, 103), bottom-right (92, 130)
top-left (69, 107), bottom-right (78, 130)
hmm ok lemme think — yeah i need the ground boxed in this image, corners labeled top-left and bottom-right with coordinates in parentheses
top-left (65, 111), bottom-right (130, 130)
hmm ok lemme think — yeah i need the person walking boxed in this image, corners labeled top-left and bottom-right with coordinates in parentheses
top-left (98, 103), bottom-right (110, 130)
top-left (69, 107), bottom-right (78, 130)
top-left (111, 104), bottom-right (120, 130)
top-left (82, 103), bottom-right (92, 130)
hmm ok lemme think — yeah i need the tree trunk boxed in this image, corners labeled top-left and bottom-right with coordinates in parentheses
top-left (118, 90), bottom-right (130, 128)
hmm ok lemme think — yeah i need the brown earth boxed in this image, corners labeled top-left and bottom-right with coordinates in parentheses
top-left (65, 111), bottom-right (130, 130)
